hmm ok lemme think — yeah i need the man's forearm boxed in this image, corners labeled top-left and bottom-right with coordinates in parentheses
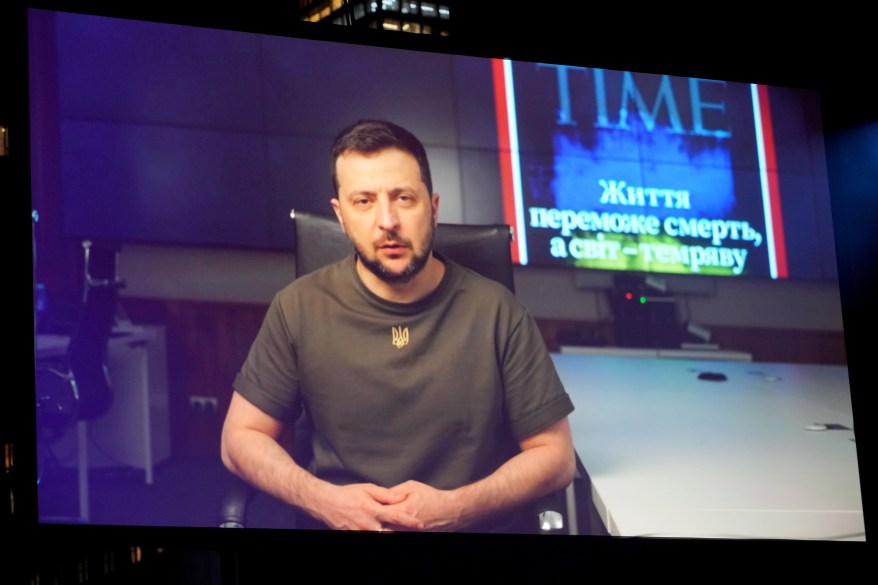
top-left (385, 417), bottom-right (576, 531)
top-left (221, 423), bottom-right (422, 530)
top-left (451, 423), bottom-right (576, 527)
top-left (221, 426), bottom-right (323, 513)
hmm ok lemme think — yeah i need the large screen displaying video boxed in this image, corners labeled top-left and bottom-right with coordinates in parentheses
top-left (20, 4), bottom-right (867, 568)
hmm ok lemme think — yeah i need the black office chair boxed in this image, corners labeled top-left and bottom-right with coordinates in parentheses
top-left (35, 240), bottom-right (125, 522)
top-left (220, 210), bottom-right (571, 533)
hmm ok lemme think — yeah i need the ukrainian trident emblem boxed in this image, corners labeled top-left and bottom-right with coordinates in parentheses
top-left (391, 326), bottom-right (409, 349)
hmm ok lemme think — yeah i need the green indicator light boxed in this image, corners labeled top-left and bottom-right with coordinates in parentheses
top-left (639, 296), bottom-right (647, 304)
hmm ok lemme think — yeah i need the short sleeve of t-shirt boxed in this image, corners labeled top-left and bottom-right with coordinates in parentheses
top-left (500, 306), bottom-right (574, 441)
top-left (233, 291), bottom-right (302, 423)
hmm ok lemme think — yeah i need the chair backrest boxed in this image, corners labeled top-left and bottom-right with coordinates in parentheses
top-left (67, 241), bottom-right (126, 420)
top-left (67, 282), bottom-right (119, 419)
top-left (290, 209), bottom-right (515, 292)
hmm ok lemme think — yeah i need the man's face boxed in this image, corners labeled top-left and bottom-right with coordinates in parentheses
top-left (332, 147), bottom-right (439, 284)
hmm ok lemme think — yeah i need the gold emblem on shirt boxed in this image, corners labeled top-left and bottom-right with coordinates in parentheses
top-left (391, 326), bottom-right (409, 349)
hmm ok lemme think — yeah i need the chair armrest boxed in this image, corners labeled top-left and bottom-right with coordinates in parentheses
top-left (218, 476), bottom-right (256, 528)
top-left (535, 488), bottom-right (567, 534)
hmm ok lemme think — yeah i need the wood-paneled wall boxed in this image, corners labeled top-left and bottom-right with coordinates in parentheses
top-left (119, 297), bottom-right (266, 458)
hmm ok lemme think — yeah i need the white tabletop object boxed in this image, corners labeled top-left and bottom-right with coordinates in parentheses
top-left (551, 353), bottom-right (865, 541)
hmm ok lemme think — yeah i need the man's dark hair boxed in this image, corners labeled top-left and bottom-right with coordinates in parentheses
top-left (330, 119), bottom-right (433, 195)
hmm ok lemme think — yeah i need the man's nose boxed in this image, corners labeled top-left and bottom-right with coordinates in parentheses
top-left (376, 198), bottom-right (400, 231)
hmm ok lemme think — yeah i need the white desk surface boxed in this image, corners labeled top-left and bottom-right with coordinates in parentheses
top-left (551, 352), bottom-right (865, 541)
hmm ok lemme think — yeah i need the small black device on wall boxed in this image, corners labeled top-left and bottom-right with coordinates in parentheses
top-left (608, 275), bottom-right (680, 349)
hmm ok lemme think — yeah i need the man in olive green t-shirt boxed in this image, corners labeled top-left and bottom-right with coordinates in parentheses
top-left (221, 119), bottom-right (575, 533)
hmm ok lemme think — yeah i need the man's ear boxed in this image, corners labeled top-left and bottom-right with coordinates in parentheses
top-left (331, 198), bottom-right (345, 231)
top-left (431, 193), bottom-right (440, 227)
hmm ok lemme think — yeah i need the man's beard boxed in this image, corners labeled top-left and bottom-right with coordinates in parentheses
top-left (351, 227), bottom-right (435, 284)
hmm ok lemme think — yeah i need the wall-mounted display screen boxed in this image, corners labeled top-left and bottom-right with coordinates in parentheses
top-left (494, 60), bottom-right (834, 280)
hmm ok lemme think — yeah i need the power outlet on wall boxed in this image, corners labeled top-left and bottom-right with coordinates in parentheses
top-left (189, 395), bottom-right (219, 413)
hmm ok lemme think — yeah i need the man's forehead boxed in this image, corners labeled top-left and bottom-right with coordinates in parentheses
top-left (337, 146), bottom-right (413, 163)
top-left (336, 148), bottom-right (425, 189)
